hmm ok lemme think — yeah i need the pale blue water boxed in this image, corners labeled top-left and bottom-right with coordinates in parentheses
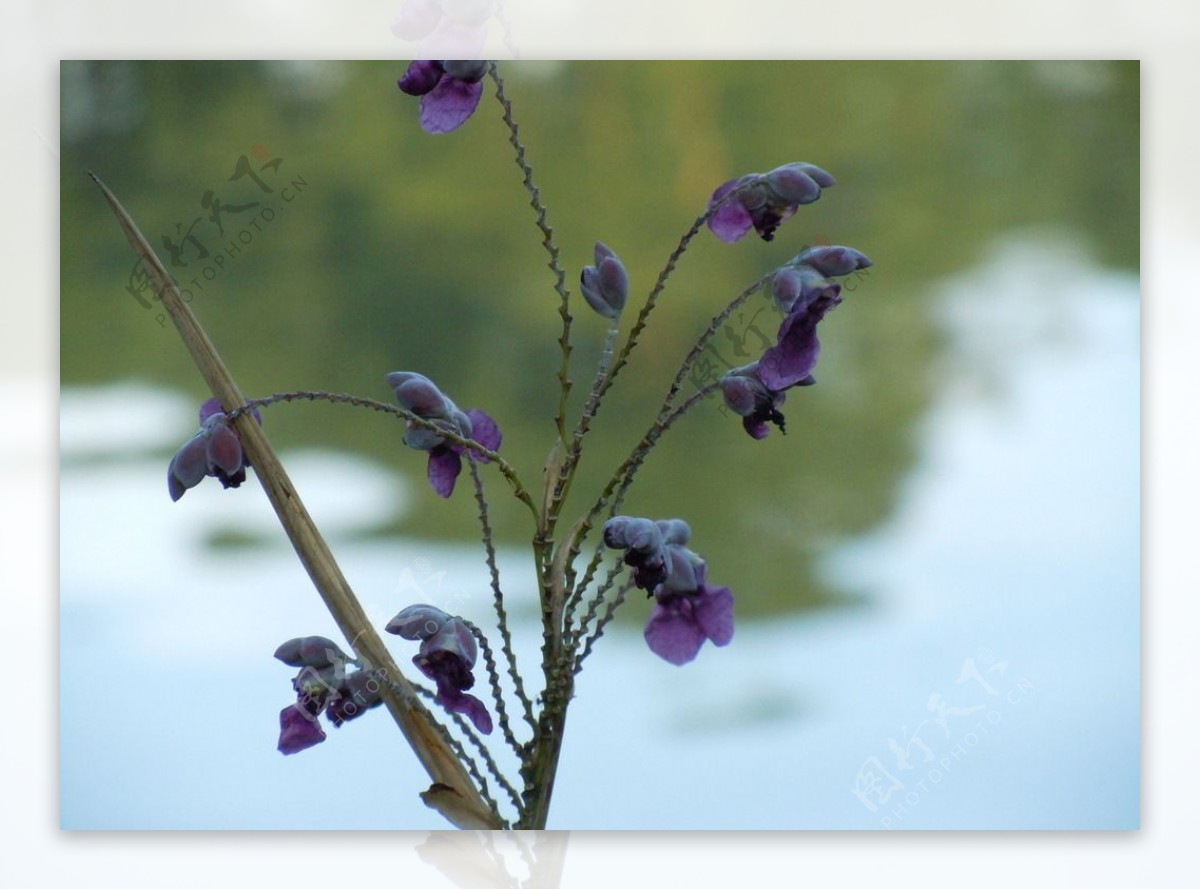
top-left (59, 233), bottom-right (1138, 829)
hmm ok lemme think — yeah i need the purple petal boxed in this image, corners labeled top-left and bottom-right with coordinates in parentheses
top-left (758, 292), bottom-right (841, 391)
top-left (398, 60), bottom-right (444, 96)
top-left (198, 398), bottom-right (224, 423)
top-left (277, 704), bottom-right (326, 755)
top-left (759, 323), bottom-right (820, 392)
top-left (644, 604), bottom-right (705, 665)
top-left (694, 585), bottom-right (735, 647)
top-left (706, 179), bottom-right (753, 243)
top-left (167, 434), bottom-right (209, 500)
top-left (419, 77), bottom-right (484, 134)
top-left (743, 416), bottom-right (772, 440)
top-left (206, 424), bottom-right (243, 476)
top-left (439, 690), bottom-right (494, 734)
top-left (464, 408), bottom-right (501, 459)
top-left (427, 448), bottom-right (463, 498)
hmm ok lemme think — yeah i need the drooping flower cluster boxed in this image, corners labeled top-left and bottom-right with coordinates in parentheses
top-left (707, 162), bottom-right (835, 243)
top-left (387, 371), bottom-right (502, 498)
top-left (579, 241), bottom-right (629, 320)
top-left (720, 245), bottom-right (873, 439)
top-left (167, 397), bottom-right (261, 501)
top-left (387, 604), bottom-right (493, 734)
top-left (398, 60), bottom-right (488, 134)
top-left (603, 516), bottom-right (735, 665)
top-left (274, 635), bottom-right (384, 755)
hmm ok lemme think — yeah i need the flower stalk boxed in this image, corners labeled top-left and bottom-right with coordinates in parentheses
top-left (90, 172), bottom-right (501, 830)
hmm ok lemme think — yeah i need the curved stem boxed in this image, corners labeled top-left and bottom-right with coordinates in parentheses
top-left (575, 578), bottom-right (635, 674)
top-left (489, 62), bottom-right (573, 443)
top-left (467, 459), bottom-right (537, 736)
top-left (565, 385), bottom-right (716, 607)
top-left (227, 389), bottom-right (540, 522)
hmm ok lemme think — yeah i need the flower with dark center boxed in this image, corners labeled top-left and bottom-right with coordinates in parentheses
top-left (386, 604), bottom-right (493, 734)
top-left (398, 60), bottom-right (488, 134)
top-left (707, 162), bottom-right (835, 243)
top-left (387, 371), bottom-right (502, 498)
top-left (167, 398), bottom-right (261, 501)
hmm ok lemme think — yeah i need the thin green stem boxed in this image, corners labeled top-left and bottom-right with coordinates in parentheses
top-left (463, 617), bottom-right (527, 764)
top-left (544, 319), bottom-right (620, 538)
top-left (575, 579), bottom-right (635, 674)
top-left (565, 385), bottom-right (717, 607)
top-left (227, 390), bottom-right (539, 522)
top-left (488, 62), bottom-right (572, 443)
top-left (660, 272), bottom-right (773, 412)
top-left (565, 560), bottom-right (625, 647)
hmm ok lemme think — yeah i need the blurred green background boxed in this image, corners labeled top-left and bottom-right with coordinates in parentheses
top-left (60, 60), bottom-right (1139, 615)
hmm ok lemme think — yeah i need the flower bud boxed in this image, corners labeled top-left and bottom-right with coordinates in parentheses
top-left (580, 242), bottom-right (629, 319)
top-left (791, 245), bottom-right (873, 278)
top-left (771, 265), bottom-right (840, 314)
top-left (656, 518), bottom-right (692, 546)
top-left (720, 367), bottom-right (771, 418)
top-left (274, 635), bottom-right (346, 668)
top-left (764, 164), bottom-right (822, 206)
top-left (388, 371), bottom-right (451, 416)
top-left (387, 604), bottom-right (453, 640)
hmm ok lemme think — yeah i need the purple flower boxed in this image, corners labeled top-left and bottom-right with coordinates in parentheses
top-left (167, 398), bottom-right (261, 501)
top-left (718, 245), bottom-right (872, 439)
top-left (707, 162), bottom-right (835, 243)
top-left (387, 371), bottom-right (502, 498)
top-left (757, 287), bottom-right (843, 392)
top-left (386, 605), bottom-right (493, 734)
top-left (580, 242), bottom-right (629, 319)
top-left (645, 581), bottom-right (735, 666)
top-left (274, 635), bottom-right (384, 754)
top-left (398, 60), bottom-right (488, 134)
top-left (604, 518), bottom-right (735, 664)
top-left (720, 361), bottom-right (815, 440)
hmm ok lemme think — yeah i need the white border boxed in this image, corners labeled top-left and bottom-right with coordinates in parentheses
top-left (7, 0), bottom-right (1194, 886)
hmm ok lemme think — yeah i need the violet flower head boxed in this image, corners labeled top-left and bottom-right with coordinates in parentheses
top-left (757, 287), bottom-right (843, 393)
top-left (645, 578), bottom-right (735, 666)
top-left (167, 397), bottom-right (261, 501)
top-left (398, 60), bottom-right (488, 134)
top-left (386, 604), bottom-right (493, 734)
top-left (604, 518), bottom-right (735, 665)
top-left (719, 244), bottom-right (871, 440)
top-left (273, 635), bottom-right (384, 754)
top-left (580, 241), bottom-right (629, 320)
top-left (720, 361), bottom-right (812, 440)
top-left (603, 516), bottom-right (670, 592)
top-left (387, 371), bottom-right (502, 498)
top-left (707, 162), bottom-right (835, 243)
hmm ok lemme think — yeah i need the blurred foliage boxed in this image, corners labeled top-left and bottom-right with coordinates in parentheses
top-left (60, 60), bottom-right (1138, 615)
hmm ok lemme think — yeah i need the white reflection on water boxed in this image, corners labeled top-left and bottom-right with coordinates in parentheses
top-left (58, 231), bottom-right (1137, 831)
